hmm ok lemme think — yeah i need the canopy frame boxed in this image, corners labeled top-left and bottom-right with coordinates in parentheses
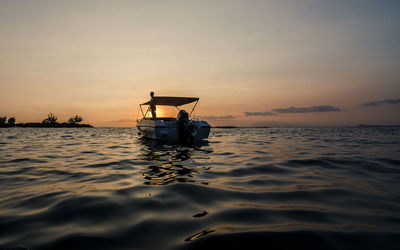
top-left (141, 96), bottom-right (199, 106)
top-left (140, 96), bottom-right (199, 119)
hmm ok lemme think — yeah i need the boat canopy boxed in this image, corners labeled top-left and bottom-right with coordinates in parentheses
top-left (141, 96), bottom-right (199, 106)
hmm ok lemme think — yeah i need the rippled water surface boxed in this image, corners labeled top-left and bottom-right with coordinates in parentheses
top-left (1, 127), bottom-right (399, 250)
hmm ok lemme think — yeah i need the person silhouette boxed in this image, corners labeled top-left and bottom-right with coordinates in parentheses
top-left (150, 91), bottom-right (157, 118)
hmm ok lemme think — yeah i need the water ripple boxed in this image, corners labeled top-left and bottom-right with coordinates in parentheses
top-left (0, 127), bottom-right (399, 249)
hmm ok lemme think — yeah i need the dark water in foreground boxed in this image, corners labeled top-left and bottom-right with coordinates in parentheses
top-left (0, 127), bottom-right (399, 250)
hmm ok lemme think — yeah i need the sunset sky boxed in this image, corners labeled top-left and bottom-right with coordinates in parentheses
top-left (1, 0), bottom-right (399, 127)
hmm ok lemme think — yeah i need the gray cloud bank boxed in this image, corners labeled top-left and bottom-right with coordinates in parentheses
top-left (244, 111), bottom-right (275, 116)
top-left (244, 105), bottom-right (341, 117)
top-left (272, 105), bottom-right (341, 113)
top-left (199, 115), bottom-right (235, 120)
top-left (363, 98), bottom-right (400, 107)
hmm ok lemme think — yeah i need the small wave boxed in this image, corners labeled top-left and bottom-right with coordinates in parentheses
top-left (228, 164), bottom-right (293, 176)
top-left (84, 173), bottom-right (131, 183)
top-left (36, 235), bottom-right (124, 250)
top-left (12, 191), bottom-right (67, 210)
top-left (8, 158), bottom-right (47, 163)
top-left (284, 157), bottom-right (400, 175)
top-left (80, 150), bottom-right (98, 154)
top-left (176, 230), bottom-right (400, 250)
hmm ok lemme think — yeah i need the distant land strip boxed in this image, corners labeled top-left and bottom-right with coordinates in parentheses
top-left (0, 114), bottom-right (92, 128)
top-left (0, 123), bottom-right (93, 128)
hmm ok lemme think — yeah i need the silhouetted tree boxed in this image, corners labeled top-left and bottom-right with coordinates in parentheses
top-left (7, 117), bottom-right (16, 125)
top-left (68, 115), bottom-right (83, 124)
top-left (42, 113), bottom-right (58, 124)
top-left (0, 116), bottom-right (7, 125)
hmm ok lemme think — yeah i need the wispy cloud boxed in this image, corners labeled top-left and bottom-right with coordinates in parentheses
top-left (235, 87), bottom-right (252, 92)
top-left (244, 111), bottom-right (276, 116)
top-left (199, 115), bottom-right (235, 120)
top-left (272, 105), bottom-right (341, 113)
top-left (362, 98), bottom-right (400, 107)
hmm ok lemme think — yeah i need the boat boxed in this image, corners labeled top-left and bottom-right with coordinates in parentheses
top-left (136, 92), bottom-right (211, 143)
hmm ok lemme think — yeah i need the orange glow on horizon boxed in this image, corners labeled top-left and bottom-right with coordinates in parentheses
top-left (0, 2), bottom-right (399, 127)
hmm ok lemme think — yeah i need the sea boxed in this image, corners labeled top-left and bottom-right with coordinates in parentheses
top-left (0, 127), bottom-right (399, 250)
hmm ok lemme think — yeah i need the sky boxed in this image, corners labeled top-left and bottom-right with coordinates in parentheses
top-left (0, 0), bottom-right (399, 127)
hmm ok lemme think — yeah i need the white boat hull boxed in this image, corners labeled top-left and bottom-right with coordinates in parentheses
top-left (137, 118), bottom-right (210, 142)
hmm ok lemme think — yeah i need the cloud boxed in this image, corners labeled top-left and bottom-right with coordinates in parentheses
top-left (272, 105), bottom-right (341, 113)
top-left (199, 115), bottom-right (235, 120)
top-left (362, 98), bottom-right (400, 107)
top-left (244, 111), bottom-right (276, 116)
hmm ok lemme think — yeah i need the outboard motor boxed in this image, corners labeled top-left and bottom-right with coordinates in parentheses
top-left (177, 110), bottom-right (196, 144)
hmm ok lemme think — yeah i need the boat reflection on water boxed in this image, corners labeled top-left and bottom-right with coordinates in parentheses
top-left (137, 137), bottom-right (212, 186)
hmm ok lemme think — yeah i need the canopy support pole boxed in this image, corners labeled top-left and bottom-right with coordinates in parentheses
top-left (143, 104), bottom-right (151, 118)
top-left (189, 100), bottom-right (198, 117)
top-left (139, 104), bottom-right (145, 118)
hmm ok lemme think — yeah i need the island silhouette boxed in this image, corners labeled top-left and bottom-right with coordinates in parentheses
top-left (0, 113), bottom-right (93, 128)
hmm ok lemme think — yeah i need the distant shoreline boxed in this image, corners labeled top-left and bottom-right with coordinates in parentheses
top-left (212, 125), bottom-right (400, 129)
top-left (0, 123), bottom-right (93, 128)
top-left (1, 124), bottom-right (399, 129)
top-left (212, 126), bottom-right (271, 129)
